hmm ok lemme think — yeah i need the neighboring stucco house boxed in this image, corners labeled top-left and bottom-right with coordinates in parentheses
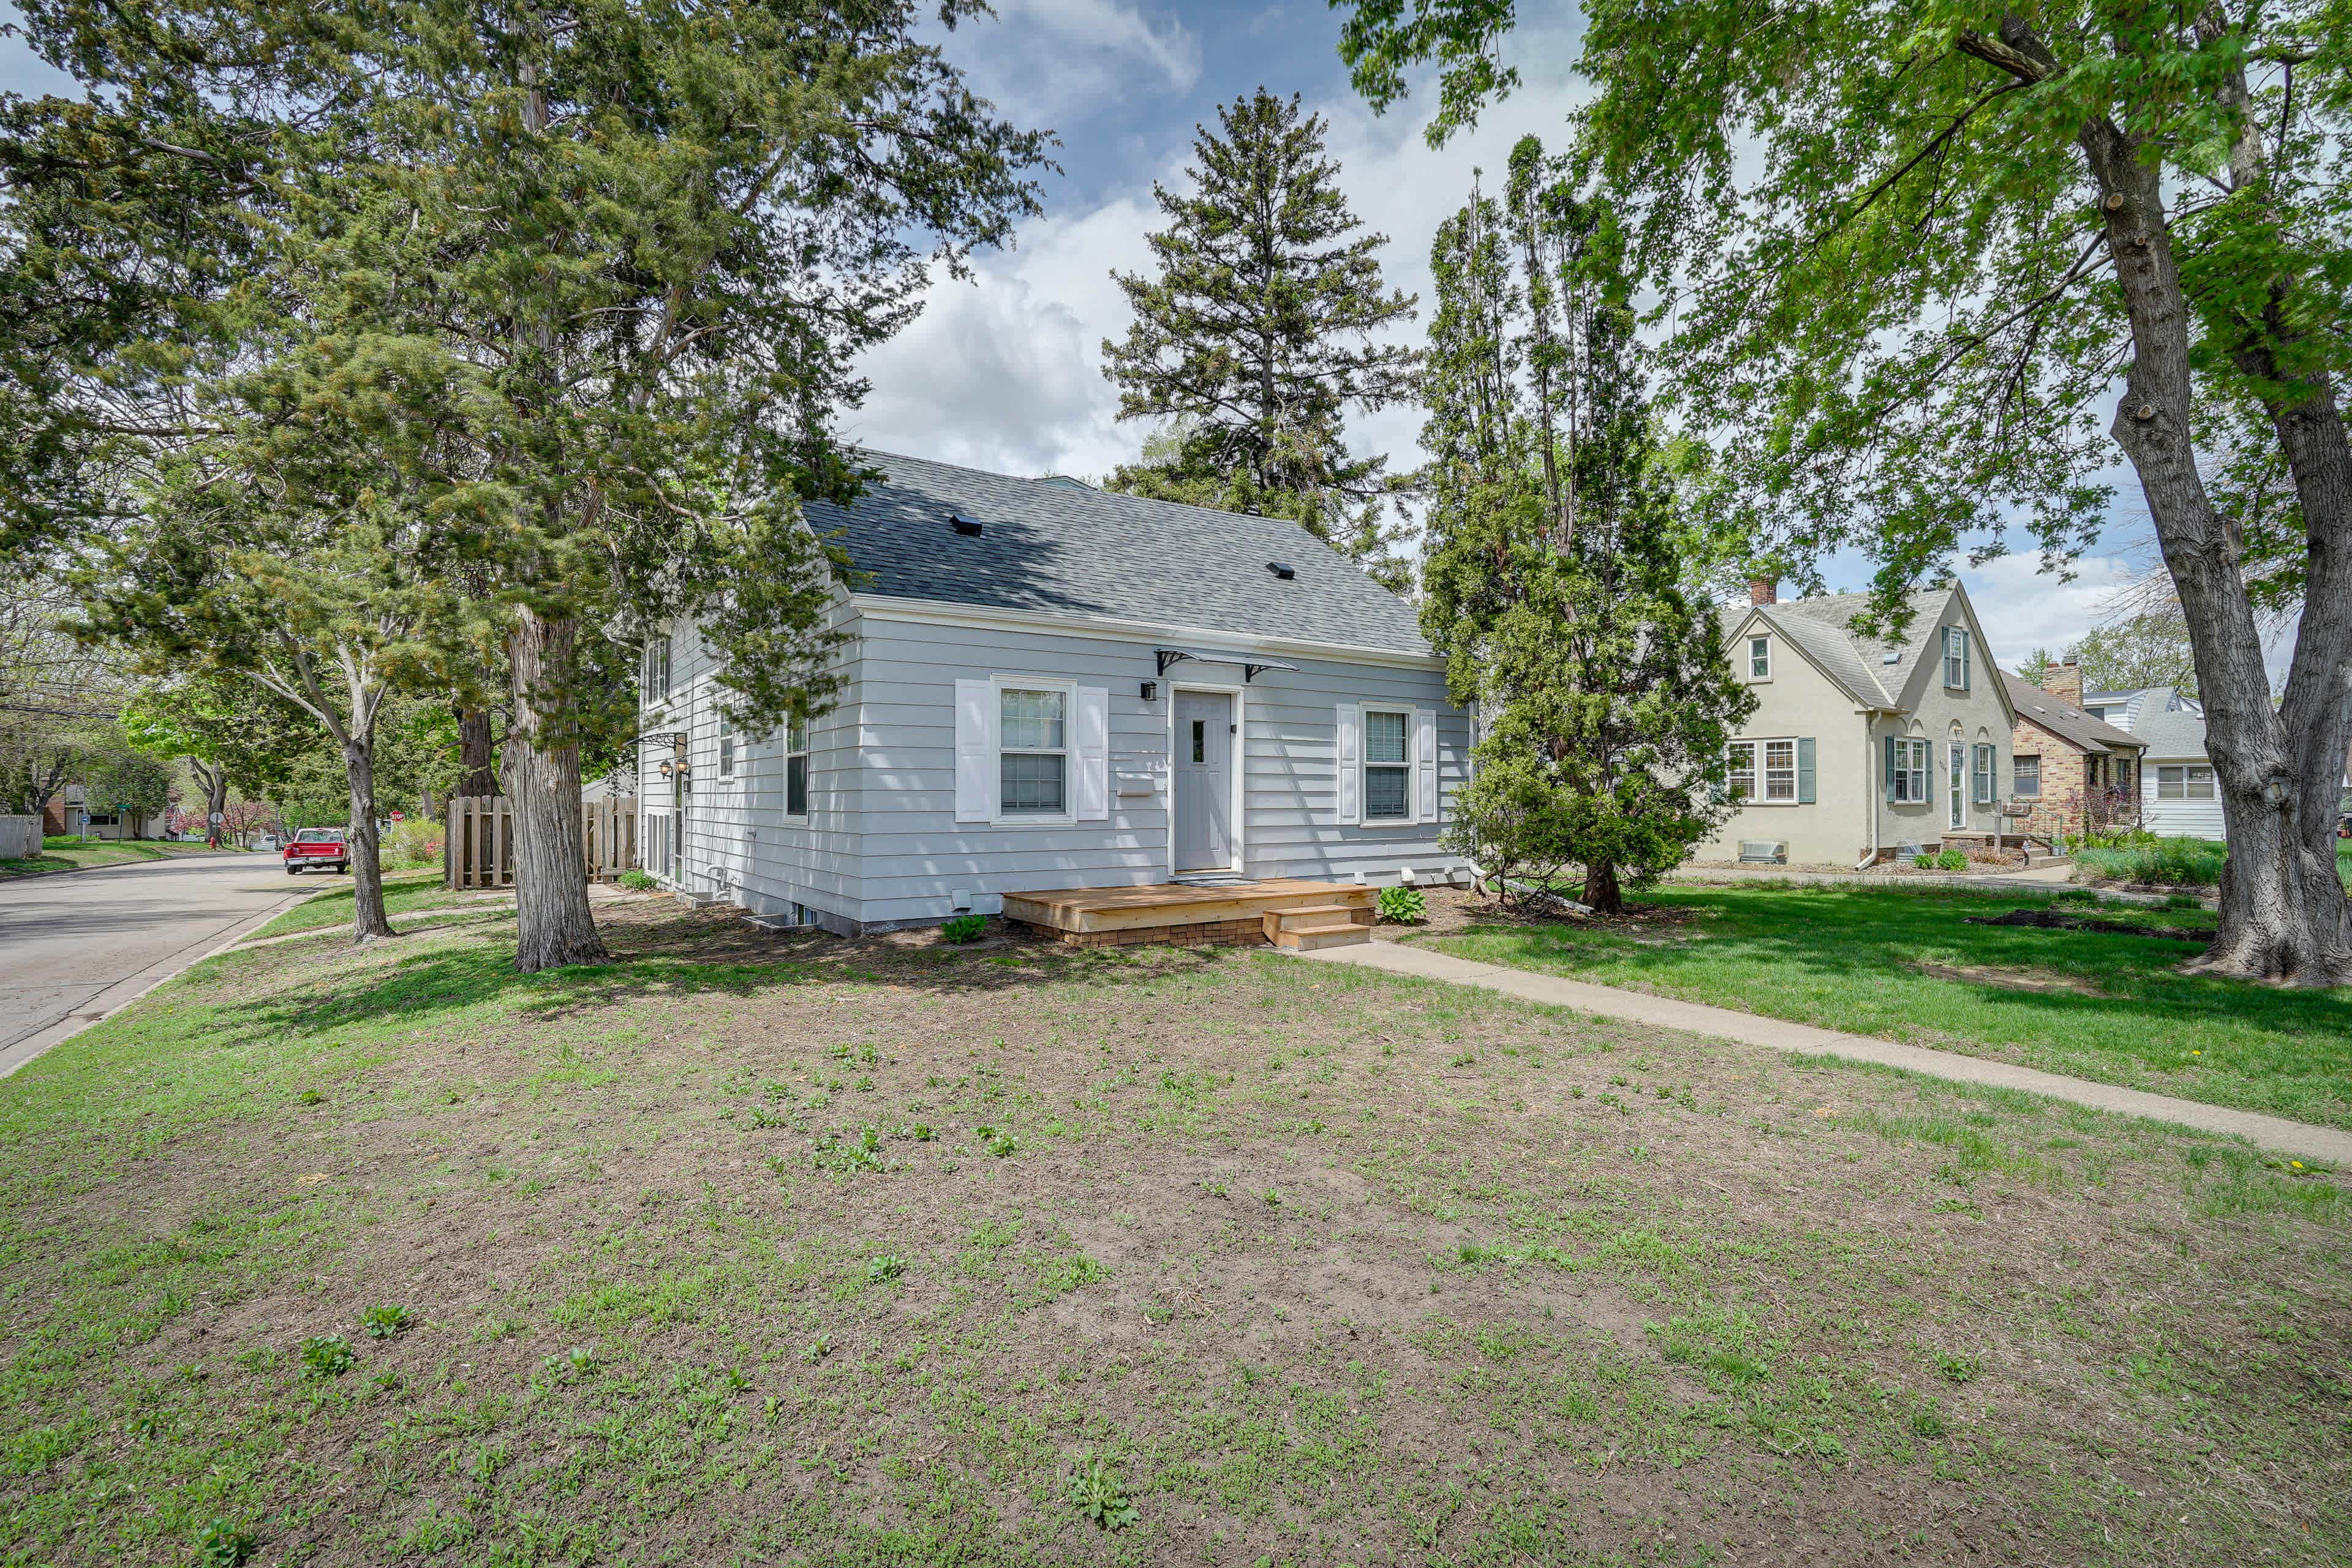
top-left (1698, 581), bottom-right (2018, 865)
top-left (2079, 679), bottom-right (2223, 839)
top-left (2003, 665), bottom-right (2149, 843)
top-left (638, 454), bottom-right (1469, 935)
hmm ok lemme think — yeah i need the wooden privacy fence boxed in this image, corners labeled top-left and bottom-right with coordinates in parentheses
top-left (445, 796), bottom-right (638, 889)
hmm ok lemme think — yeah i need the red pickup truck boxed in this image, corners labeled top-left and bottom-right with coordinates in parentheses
top-left (282, 827), bottom-right (350, 876)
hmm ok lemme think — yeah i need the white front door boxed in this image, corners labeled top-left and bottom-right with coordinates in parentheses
top-left (1948, 743), bottom-right (1966, 831)
top-left (1173, 690), bottom-right (1235, 872)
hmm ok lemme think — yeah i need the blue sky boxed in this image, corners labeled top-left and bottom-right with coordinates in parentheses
top-left (1, 0), bottom-right (2168, 671)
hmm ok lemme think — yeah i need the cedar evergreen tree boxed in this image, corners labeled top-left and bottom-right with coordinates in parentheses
top-left (1420, 139), bottom-right (1751, 913)
top-left (1337, 0), bottom-right (2352, 984)
top-left (1102, 88), bottom-right (1420, 589)
top-left (2, 0), bottom-right (1050, 971)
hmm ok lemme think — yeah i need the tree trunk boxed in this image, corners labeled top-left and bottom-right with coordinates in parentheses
top-left (507, 607), bottom-right (608, 973)
top-left (191, 760), bottom-right (228, 847)
top-left (342, 736), bottom-right (396, 944)
top-left (1582, 859), bottom-right (1623, 916)
top-left (455, 703), bottom-right (498, 798)
top-left (2082, 119), bottom-right (2352, 986)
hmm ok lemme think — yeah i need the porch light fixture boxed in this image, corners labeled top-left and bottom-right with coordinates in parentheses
top-left (1140, 680), bottom-right (1158, 702)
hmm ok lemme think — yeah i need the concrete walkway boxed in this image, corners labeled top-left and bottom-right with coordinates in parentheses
top-left (1297, 940), bottom-right (2352, 1166)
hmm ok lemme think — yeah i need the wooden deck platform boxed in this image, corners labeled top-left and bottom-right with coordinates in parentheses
top-left (1001, 880), bottom-right (1374, 949)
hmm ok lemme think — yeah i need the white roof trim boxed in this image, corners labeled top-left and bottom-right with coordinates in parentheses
top-left (847, 592), bottom-right (1444, 669)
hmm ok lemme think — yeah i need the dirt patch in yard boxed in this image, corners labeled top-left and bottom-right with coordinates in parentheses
top-left (1905, 960), bottom-right (2105, 994)
top-left (1964, 906), bottom-right (2217, 942)
top-left (0, 894), bottom-right (2345, 1567)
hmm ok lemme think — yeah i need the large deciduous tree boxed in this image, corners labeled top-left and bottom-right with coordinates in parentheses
top-left (1422, 141), bottom-right (1751, 913)
top-left (1102, 87), bottom-right (1420, 588)
top-left (1337, 0), bottom-right (2352, 984)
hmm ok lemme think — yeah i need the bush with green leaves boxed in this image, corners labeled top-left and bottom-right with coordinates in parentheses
top-left (1912, 853), bottom-right (1936, 870)
top-left (1064, 1449), bottom-right (1138, 1531)
top-left (941, 913), bottom-right (987, 943)
top-left (1936, 848), bottom-right (1969, 872)
top-left (1375, 884), bottom-right (1426, 923)
top-left (617, 869), bottom-right (657, 892)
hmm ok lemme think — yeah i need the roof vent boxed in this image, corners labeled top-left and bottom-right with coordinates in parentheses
top-left (1881, 650), bottom-right (1900, 663)
top-left (1267, 561), bottom-right (1295, 580)
top-left (949, 514), bottom-right (982, 537)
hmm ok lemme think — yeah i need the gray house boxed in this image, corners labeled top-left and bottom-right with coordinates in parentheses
top-left (638, 454), bottom-right (1468, 939)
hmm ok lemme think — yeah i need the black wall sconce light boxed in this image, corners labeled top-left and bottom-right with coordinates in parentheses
top-left (1139, 680), bottom-right (1158, 702)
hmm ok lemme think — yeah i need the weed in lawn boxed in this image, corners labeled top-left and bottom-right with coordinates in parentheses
top-left (867, 1254), bottom-right (906, 1283)
top-left (359, 1303), bottom-right (410, 1339)
top-left (1063, 1449), bottom-right (1139, 1531)
top-left (298, 1335), bottom-right (354, 1379)
top-left (194, 1518), bottom-right (258, 1567)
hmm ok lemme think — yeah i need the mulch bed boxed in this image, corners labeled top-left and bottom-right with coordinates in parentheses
top-left (1963, 907), bottom-right (2217, 942)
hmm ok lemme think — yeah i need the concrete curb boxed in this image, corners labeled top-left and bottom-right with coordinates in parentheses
top-left (0, 883), bottom-right (313, 1079)
top-left (1292, 940), bottom-right (2352, 1166)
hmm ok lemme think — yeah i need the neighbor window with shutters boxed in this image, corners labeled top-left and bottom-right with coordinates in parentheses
top-left (1362, 707), bottom-right (1411, 821)
top-left (1887, 736), bottom-right (1931, 802)
top-left (999, 688), bottom-right (1067, 814)
top-left (1972, 744), bottom-right (1994, 804)
top-left (2013, 755), bottom-right (2041, 797)
top-left (784, 713), bottom-right (809, 817)
top-left (1942, 627), bottom-right (1971, 689)
top-left (2157, 764), bottom-right (2216, 801)
top-left (716, 710), bottom-right (736, 778)
top-left (1749, 636), bottom-right (1771, 679)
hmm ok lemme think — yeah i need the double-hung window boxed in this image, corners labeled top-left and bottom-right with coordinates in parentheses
top-left (999, 687), bottom-right (1068, 815)
top-left (1363, 708), bottom-right (1412, 821)
top-left (1749, 636), bottom-right (1771, 679)
top-left (2013, 755), bottom-right (2041, 797)
top-left (716, 711), bottom-right (736, 778)
top-left (1888, 737), bottom-right (1930, 802)
top-left (1942, 627), bottom-right (1971, 690)
top-left (785, 714), bottom-right (809, 817)
top-left (643, 635), bottom-right (672, 706)
top-left (1971, 744), bottom-right (1994, 804)
top-left (1762, 739), bottom-right (1797, 801)
top-left (1726, 741), bottom-right (1757, 802)
top-left (2157, 764), bottom-right (2215, 801)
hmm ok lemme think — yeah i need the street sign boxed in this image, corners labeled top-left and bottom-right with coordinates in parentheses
top-left (209, 812), bottom-right (224, 824)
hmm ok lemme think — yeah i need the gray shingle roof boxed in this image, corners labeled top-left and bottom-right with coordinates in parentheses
top-left (2082, 685), bottom-right (2209, 761)
top-left (806, 451), bottom-right (1430, 657)
top-left (2003, 672), bottom-right (2146, 754)
top-left (1720, 588), bottom-right (1953, 709)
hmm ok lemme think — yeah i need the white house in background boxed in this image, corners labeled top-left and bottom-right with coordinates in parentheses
top-left (638, 453), bottom-right (1469, 935)
top-left (1696, 579), bottom-right (2019, 866)
top-left (2080, 682), bottom-right (2225, 839)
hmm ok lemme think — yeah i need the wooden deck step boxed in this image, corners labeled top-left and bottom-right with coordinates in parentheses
top-left (1262, 909), bottom-right (1372, 950)
top-left (1263, 903), bottom-right (1372, 934)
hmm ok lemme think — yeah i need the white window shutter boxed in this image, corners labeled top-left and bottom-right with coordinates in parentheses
top-left (954, 679), bottom-right (993, 822)
top-left (1335, 703), bottom-right (1361, 825)
top-left (1075, 686), bottom-right (1110, 821)
top-left (1415, 709), bottom-right (1438, 823)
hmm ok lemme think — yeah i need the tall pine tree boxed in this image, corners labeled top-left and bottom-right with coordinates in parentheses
top-left (1422, 139), bottom-right (1750, 913)
top-left (1102, 89), bottom-right (1417, 588)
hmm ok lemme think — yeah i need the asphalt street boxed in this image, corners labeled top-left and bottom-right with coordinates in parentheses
top-left (0, 853), bottom-right (320, 1075)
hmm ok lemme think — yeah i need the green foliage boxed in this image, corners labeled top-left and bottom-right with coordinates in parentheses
top-left (1063, 1449), bottom-right (1139, 1531)
top-left (617, 870), bottom-right (657, 892)
top-left (194, 1518), bottom-right (258, 1567)
top-left (810, 1128), bottom-right (886, 1176)
top-left (360, 1305), bottom-right (410, 1340)
top-left (1376, 884), bottom-right (1427, 923)
top-left (298, 1336), bottom-right (355, 1380)
top-left (1936, 849), bottom-right (1970, 872)
top-left (941, 914), bottom-right (987, 944)
top-left (865, 1254), bottom-right (905, 1284)
top-left (1101, 89), bottom-right (1419, 588)
top-left (1913, 854), bottom-right (1938, 871)
top-left (2065, 608), bottom-right (2199, 699)
top-left (2076, 839), bottom-right (2230, 888)
top-left (974, 1125), bottom-right (1019, 1158)
top-left (1422, 140), bottom-right (1752, 913)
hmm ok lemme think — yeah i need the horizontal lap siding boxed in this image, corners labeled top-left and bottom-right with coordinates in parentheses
top-left (846, 617), bottom-right (1466, 925)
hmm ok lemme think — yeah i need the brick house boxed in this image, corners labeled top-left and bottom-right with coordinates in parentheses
top-left (2003, 662), bottom-right (2147, 843)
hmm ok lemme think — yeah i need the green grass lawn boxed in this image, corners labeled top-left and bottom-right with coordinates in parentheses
top-left (254, 867), bottom-right (506, 938)
top-left (1425, 884), bottom-right (2352, 1130)
top-left (0, 899), bottom-right (2344, 1565)
top-left (2070, 836), bottom-right (2352, 889)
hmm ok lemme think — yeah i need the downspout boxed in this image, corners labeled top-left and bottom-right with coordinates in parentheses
top-left (1853, 709), bottom-right (1880, 871)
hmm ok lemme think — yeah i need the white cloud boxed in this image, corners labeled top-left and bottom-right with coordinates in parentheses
top-left (998, 0), bottom-right (1200, 94)
top-left (1953, 552), bottom-right (2138, 671)
top-left (951, 0), bottom-right (1200, 125)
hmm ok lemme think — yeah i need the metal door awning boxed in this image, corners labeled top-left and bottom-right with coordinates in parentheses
top-left (1155, 647), bottom-right (1300, 682)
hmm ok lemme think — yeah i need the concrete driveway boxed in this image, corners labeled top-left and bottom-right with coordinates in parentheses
top-left (0, 853), bottom-right (319, 1076)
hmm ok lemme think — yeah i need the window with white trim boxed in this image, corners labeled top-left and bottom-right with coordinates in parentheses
top-left (1941, 627), bottom-right (1971, 690)
top-left (1363, 707), bottom-right (1411, 821)
top-left (1749, 636), bottom-right (1771, 679)
top-left (999, 687), bottom-right (1068, 815)
top-left (1727, 741), bottom-right (1757, 802)
top-left (1890, 736), bottom-right (1930, 802)
top-left (1763, 739), bottom-right (1797, 801)
top-left (1727, 739), bottom-right (1804, 804)
top-left (1971, 743), bottom-right (1994, 804)
top-left (785, 713), bottom-right (809, 817)
top-left (716, 710), bottom-right (736, 778)
top-left (2157, 764), bottom-right (2215, 801)
top-left (643, 634), bottom-right (672, 704)
top-left (2013, 755), bottom-right (2041, 797)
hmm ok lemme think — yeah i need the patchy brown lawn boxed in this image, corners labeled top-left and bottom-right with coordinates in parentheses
top-left (0, 895), bottom-right (2345, 1567)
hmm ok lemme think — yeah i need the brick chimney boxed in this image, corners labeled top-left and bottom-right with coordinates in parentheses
top-left (1747, 576), bottom-right (1778, 606)
top-left (2043, 660), bottom-right (2084, 707)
